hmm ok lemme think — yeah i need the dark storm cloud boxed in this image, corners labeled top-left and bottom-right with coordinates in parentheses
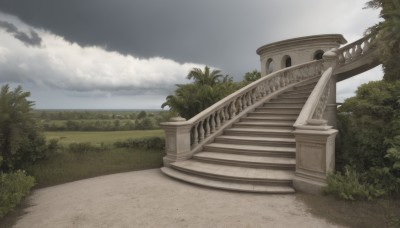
top-left (0, 20), bottom-right (41, 46)
top-left (0, 0), bottom-right (286, 78)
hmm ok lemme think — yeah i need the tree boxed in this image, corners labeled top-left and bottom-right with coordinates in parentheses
top-left (365, 0), bottom-right (400, 81)
top-left (243, 70), bottom-right (261, 83)
top-left (162, 66), bottom-right (240, 119)
top-left (137, 111), bottom-right (147, 119)
top-left (187, 66), bottom-right (224, 86)
top-left (333, 80), bottom-right (400, 198)
top-left (0, 85), bottom-right (49, 171)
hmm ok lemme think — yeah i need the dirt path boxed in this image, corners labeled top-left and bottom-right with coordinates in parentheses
top-left (10, 169), bottom-right (342, 228)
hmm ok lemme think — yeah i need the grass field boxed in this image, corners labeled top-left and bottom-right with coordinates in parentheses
top-left (22, 130), bottom-right (166, 188)
top-left (45, 130), bottom-right (164, 146)
top-left (25, 148), bottom-right (164, 188)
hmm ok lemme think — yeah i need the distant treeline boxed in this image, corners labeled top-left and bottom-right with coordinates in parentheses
top-left (34, 110), bottom-right (175, 131)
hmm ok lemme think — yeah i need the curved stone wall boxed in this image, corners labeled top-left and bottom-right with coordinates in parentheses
top-left (257, 34), bottom-right (347, 75)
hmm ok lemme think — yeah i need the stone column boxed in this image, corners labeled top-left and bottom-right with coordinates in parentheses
top-left (293, 120), bottom-right (338, 194)
top-left (322, 49), bottom-right (339, 128)
top-left (160, 117), bottom-right (192, 167)
top-left (324, 75), bottom-right (337, 128)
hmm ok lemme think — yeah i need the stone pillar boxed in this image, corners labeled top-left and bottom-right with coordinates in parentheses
top-left (160, 117), bottom-right (192, 167)
top-left (293, 120), bottom-right (338, 194)
top-left (324, 75), bottom-right (337, 128)
top-left (322, 48), bottom-right (339, 128)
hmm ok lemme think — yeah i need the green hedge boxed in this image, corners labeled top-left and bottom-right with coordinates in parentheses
top-left (114, 137), bottom-right (165, 150)
top-left (0, 170), bottom-right (35, 218)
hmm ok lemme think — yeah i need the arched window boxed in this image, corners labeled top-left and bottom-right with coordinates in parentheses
top-left (266, 58), bottom-right (273, 74)
top-left (281, 55), bottom-right (292, 68)
top-left (314, 50), bottom-right (324, 60)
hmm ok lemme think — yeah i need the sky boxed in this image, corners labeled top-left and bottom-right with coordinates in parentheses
top-left (0, 0), bottom-right (382, 109)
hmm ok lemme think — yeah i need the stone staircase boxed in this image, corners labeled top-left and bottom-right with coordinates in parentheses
top-left (161, 80), bottom-right (317, 193)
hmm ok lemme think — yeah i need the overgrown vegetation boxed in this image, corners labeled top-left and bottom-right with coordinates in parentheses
top-left (0, 85), bottom-right (41, 218)
top-left (365, 0), bottom-right (400, 82)
top-left (326, 80), bottom-right (400, 200)
top-left (35, 110), bottom-right (174, 131)
top-left (161, 66), bottom-right (261, 119)
top-left (324, 0), bottom-right (400, 201)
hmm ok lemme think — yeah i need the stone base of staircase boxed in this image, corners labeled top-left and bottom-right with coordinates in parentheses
top-left (161, 80), bottom-right (317, 193)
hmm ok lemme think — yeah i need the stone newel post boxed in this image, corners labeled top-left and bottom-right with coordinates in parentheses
top-left (292, 49), bottom-right (339, 194)
top-left (293, 120), bottom-right (338, 194)
top-left (160, 117), bottom-right (192, 167)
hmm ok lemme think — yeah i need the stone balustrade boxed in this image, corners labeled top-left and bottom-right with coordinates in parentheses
top-left (161, 60), bottom-right (324, 166)
top-left (337, 34), bottom-right (376, 66)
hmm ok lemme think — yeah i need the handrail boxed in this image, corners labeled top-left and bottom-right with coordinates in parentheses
top-left (162, 60), bottom-right (324, 150)
top-left (294, 34), bottom-right (377, 129)
top-left (337, 34), bottom-right (376, 66)
top-left (294, 67), bottom-right (333, 128)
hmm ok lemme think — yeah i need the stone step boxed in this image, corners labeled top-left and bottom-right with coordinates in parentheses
top-left (241, 116), bottom-right (297, 122)
top-left (239, 119), bottom-right (294, 125)
top-left (294, 83), bottom-right (316, 90)
top-left (225, 127), bottom-right (294, 138)
top-left (246, 112), bottom-right (299, 118)
top-left (215, 135), bottom-right (295, 147)
top-left (193, 152), bottom-right (295, 169)
top-left (282, 90), bottom-right (311, 96)
top-left (233, 121), bottom-right (294, 130)
top-left (161, 167), bottom-right (295, 193)
top-left (170, 160), bottom-right (294, 185)
top-left (270, 97), bottom-right (308, 103)
top-left (263, 103), bottom-right (304, 108)
top-left (254, 107), bottom-right (301, 114)
top-left (291, 87), bottom-right (314, 93)
top-left (278, 94), bottom-right (311, 99)
top-left (204, 143), bottom-right (295, 157)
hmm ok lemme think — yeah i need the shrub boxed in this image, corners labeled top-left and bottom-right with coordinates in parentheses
top-left (324, 167), bottom-right (384, 200)
top-left (0, 85), bottom-right (51, 171)
top-left (0, 170), bottom-right (35, 218)
top-left (68, 142), bottom-right (107, 154)
top-left (114, 137), bottom-right (165, 150)
top-left (333, 80), bottom-right (400, 200)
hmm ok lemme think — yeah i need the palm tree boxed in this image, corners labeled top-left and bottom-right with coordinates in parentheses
top-left (365, 0), bottom-right (400, 81)
top-left (0, 84), bottom-right (43, 171)
top-left (187, 66), bottom-right (224, 86)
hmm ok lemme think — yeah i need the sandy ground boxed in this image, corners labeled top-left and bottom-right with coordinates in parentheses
top-left (10, 169), bottom-right (342, 228)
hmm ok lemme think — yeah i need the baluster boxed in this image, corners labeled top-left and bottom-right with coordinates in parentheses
top-left (363, 39), bottom-right (370, 52)
top-left (344, 50), bottom-right (350, 62)
top-left (224, 106), bottom-right (229, 120)
top-left (338, 53), bottom-right (345, 64)
top-left (204, 117), bottom-right (210, 138)
top-left (192, 123), bottom-right (199, 147)
top-left (242, 95), bottom-right (247, 109)
top-left (247, 92), bottom-right (252, 106)
top-left (220, 109), bottom-right (226, 124)
top-left (238, 96), bottom-right (243, 112)
top-left (215, 110), bottom-right (221, 129)
top-left (198, 120), bottom-right (205, 143)
top-left (355, 43), bottom-right (362, 56)
top-left (251, 89), bottom-right (257, 103)
top-left (210, 113), bottom-right (216, 133)
top-left (230, 100), bottom-right (237, 117)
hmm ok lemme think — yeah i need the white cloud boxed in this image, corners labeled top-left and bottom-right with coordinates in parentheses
top-left (0, 12), bottom-right (205, 95)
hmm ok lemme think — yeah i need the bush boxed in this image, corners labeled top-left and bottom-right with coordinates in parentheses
top-left (333, 80), bottom-right (400, 200)
top-left (324, 167), bottom-right (385, 200)
top-left (68, 142), bottom-right (107, 154)
top-left (114, 137), bottom-right (165, 150)
top-left (0, 170), bottom-right (35, 218)
top-left (0, 85), bottom-right (51, 171)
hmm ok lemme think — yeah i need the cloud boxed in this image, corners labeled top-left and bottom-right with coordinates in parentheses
top-left (0, 20), bottom-right (42, 46)
top-left (0, 13), bottom-right (205, 96)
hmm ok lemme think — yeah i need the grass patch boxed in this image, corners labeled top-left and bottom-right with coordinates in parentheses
top-left (45, 130), bottom-right (164, 146)
top-left (24, 148), bottom-right (163, 188)
top-left (297, 193), bottom-right (400, 227)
